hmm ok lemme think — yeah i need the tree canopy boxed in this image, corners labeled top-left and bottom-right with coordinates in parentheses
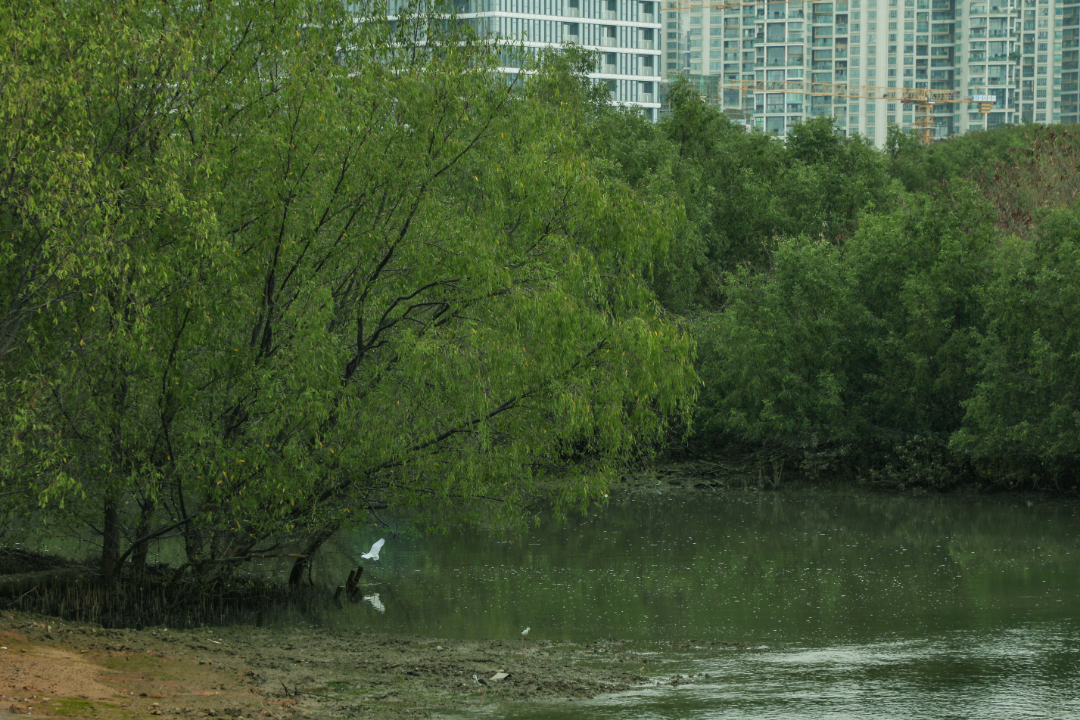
top-left (588, 78), bottom-right (1080, 493)
top-left (0, 0), bottom-right (697, 578)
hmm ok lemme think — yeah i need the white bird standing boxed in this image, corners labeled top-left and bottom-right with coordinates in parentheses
top-left (521, 626), bottom-right (530, 650)
top-left (472, 674), bottom-right (489, 696)
top-left (360, 538), bottom-right (385, 561)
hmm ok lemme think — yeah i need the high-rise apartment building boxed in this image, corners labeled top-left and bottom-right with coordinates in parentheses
top-left (451, 0), bottom-right (664, 118)
top-left (663, 0), bottom-right (1080, 145)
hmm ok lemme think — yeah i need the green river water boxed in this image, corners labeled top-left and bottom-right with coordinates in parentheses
top-left (305, 489), bottom-right (1079, 719)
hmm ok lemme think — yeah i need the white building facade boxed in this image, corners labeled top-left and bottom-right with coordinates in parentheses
top-left (455, 0), bottom-right (665, 118)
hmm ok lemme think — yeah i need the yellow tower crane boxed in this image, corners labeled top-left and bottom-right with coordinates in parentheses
top-left (666, 0), bottom-right (805, 9)
top-left (700, 78), bottom-right (994, 144)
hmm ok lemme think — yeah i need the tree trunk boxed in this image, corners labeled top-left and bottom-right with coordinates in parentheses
top-left (129, 501), bottom-right (154, 574)
top-left (287, 522), bottom-right (340, 587)
top-left (101, 497), bottom-right (121, 579)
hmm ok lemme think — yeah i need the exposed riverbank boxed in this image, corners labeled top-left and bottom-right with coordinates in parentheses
top-left (0, 610), bottom-right (673, 719)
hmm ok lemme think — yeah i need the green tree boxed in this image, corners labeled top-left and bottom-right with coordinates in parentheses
top-left (952, 206), bottom-right (1080, 488)
top-left (0, 0), bottom-right (216, 570)
top-left (0, 0), bottom-right (697, 579)
top-left (593, 86), bottom-right (897, 314)
top-left (695, 187), bottom-right (995, 484)
top-left (884, 122), bottom-right (1063, 195)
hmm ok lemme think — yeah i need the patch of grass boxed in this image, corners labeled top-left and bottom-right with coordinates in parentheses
top-left (47, 697), bottom-right (122, 717)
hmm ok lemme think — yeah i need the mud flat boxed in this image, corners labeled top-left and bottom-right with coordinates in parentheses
top-left (0, 611), bottom-right (653, 719)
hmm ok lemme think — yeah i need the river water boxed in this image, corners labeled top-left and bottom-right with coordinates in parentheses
top-left (303, 489), bottom-right (1080, 719)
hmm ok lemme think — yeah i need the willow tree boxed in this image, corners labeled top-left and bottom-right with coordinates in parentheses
top-left (0, 0), bottom-right (217, 572)
top-left (1, 0), bottom-right (697, 579)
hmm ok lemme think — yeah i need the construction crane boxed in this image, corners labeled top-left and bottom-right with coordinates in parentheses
top-left (659, 0), bottom-right (999, 141)
top-left (701, 78), bottom-right (994, 143)
top-left (665, 0), bottom-right (804, 9)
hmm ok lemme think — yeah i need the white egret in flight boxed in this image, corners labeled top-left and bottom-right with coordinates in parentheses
top-left (361, 538), bottom-right (385, 561)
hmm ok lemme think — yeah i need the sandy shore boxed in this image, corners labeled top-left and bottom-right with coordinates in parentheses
top-left (0, 611), bottom-right (668, 719)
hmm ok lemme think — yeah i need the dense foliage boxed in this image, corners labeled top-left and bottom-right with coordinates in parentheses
top-left (0, 0), bottom-right (697, 579)
top-left (612, 85), bottom-right (1080, 492)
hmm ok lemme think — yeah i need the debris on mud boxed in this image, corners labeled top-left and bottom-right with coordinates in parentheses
top-left (0, 611), bottom-right (651, 719)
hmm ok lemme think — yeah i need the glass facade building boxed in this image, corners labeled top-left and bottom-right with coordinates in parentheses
top-left (664, 0), bottom-right (1079, 145)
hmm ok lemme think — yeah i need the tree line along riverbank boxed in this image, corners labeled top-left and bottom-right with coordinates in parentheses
top-left (3, 0), bottom-right (1080, 598)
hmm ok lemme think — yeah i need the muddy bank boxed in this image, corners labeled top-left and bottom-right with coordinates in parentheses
top-left (0, 611), bottom-right (664, 719)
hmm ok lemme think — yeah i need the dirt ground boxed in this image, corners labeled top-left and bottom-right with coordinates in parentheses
top-left (0, 610), bottom-right (668, 719)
